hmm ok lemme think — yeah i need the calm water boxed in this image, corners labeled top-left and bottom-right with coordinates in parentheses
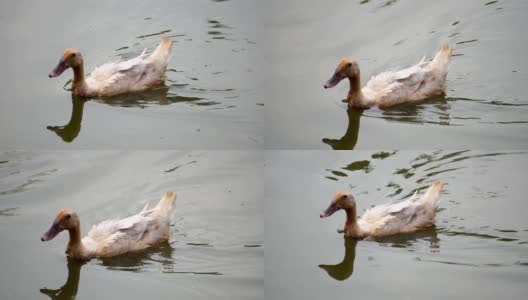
top-left (0, 151), bottom-right (263, 299)
top-left (263, 0), bottom-right (528, 149)
top-left (2, 0), bottom-right (528, 299)
top-left (265, 151), bottom-right (528, 299)
top-left (0, 0), bottom-right (261, 149)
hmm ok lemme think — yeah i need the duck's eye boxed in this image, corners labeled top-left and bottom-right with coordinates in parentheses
top-left (346, 62), bottom-right (352, 67)
top-left (343, 195), bottom-right (347, 199)
top-left (65, 214), bottom-right (71, 219)
top-left (71, 53), bottom-right (76, 57)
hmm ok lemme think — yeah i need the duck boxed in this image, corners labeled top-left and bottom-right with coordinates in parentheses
top-left (323, 45), bottom-right (453, 108)
top-left (41, 192), bottom-right (177, 260)
top-left (320, 181), bottom-right (442, 238)
top-left (48, 37), bottom-right (173, 97)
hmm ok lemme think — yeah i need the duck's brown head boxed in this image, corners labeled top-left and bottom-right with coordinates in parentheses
top-left (324, 58), bottom-right (360, 89)
top-left (320, 192), bottom-right (355, 218)
top-left (41, 209), bottom-right (80, 241)
top-left (48, 49), bottom-right (83, 78)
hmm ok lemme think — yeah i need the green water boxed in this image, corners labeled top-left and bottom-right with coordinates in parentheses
top-left (265, 150), bottom-right (528, 299)
top-left (0, 151), bottom-right (263, 299)
top-left (263, 0), bottom-right (528, 149)
top-left (0, 0), bottom-right (261, 149)
top-left (1, 0), bottom-right (528, 299)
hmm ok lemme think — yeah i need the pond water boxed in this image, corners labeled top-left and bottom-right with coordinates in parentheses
top-left (262, 0), bottom-right (528, 149)
top-left (265, 150), bottom-right (528, 299)
top-left (0, 0), bottom-right (261, 149)
top-left (1, 0), bottom-right (528, 299)
top-left (0, 151), bottom-right (263, 299)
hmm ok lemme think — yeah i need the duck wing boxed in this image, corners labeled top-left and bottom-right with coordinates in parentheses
top-left (85, 51), bottom-right (156, 95)
top-left (366, 202), bottom-right (418, 236)
top-left (85, 211), bottom-right (156, 256)
top-left (87, 50), bottom-right (149, 83)
top-left (87, 214), bottom-right (147, 242)
top-left (393, 56), bottom-right (450, 101)
top-left (364, 57), bottom-right (440, 106)
top-left (87, 63), bottom-right (120, 83)
top-left (116, 54), bottom-right (153, 83)
top-left (386, 62), bottom-right (429, 94)
top-left (387, 201), bottom-right (419, 225)
top-left (363, 191), bottom-right (421, 236)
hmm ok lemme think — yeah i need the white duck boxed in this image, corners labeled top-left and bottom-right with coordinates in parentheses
top-left (320, 181), bottom-right (442, 238)
top-left (48, 38), bottom-right (173, 97)
top-left (324, 45), bottom-right (453, 108)
top-left (41, 192), bottom-right (177, 260)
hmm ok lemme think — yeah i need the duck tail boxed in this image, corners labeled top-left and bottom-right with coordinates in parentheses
top-left (420, 180), bottom-right (443, 210)
top-left (151, 37), bottom-right (173, 67)
top-left (155, 191), bottom-right (177, 218)
top-left (430, 44), bottom-right (452, 74)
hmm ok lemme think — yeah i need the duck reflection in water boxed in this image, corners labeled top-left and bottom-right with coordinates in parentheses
top-left (39, 242), bottom-right (175, 299)
top-left (319, 227), bottom-right (440, 281)
top-left (318, 236), bottom-right (358, 281)
top-left (322, 107), bottom-right (362, 150)
top-left (40, 258), bottom-right (85, 300)
top-left (321, 95), bottom-right (451, 150)
top-left (47, 86), bottom-right (204, 143)
top-left (47, 96), bottom-right (85, 143)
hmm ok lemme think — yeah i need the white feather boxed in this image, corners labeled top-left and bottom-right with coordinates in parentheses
top-left (357, 181), bottom-right (443, 237)
top-left (361, 45), bottom-right (452, 107)
top-left (83, 38), bottom-right (173, 97)
top-left (81, 192), bottom-right (177, 257)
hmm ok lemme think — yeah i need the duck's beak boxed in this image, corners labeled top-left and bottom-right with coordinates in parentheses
top-left (324, 71), bottom-right (344, 89)
top-left (320, 203), bottom-right (339, 218)
top-left (41, 222), bottom-right (61, 241)
top-left (48, 61), bottom-right (67, 78)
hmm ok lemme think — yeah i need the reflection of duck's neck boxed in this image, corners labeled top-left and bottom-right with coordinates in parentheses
top-left (322, 108), bottom-right (361, 150)
top-left (68, 97), bottom-right (85, 133)
top-left (318, 237), bottom-right (358, 281)
top-left (47, 96), bottom-right (85, 143)
top-left (40, 258), bottom-right (83, 300)
top-left (342, 238), bottom-right (357, 265)
top-left (64, 259), bottom-right (82, 296)
top-left (342, 108), bottom-right (361, 148)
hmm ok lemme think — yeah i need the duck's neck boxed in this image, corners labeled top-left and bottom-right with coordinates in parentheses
top-left (71, 63), bottom-right (87, 96)
top-left (347, 74), bottom-right (367, 108)
top-left (66, 225), bottom-right (86, 259)
top-left (344, 206), bottom-right (357, 228)
top-left (344, 206), bottom-right (363, 238)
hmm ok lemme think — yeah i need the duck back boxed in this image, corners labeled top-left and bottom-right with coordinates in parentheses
top-left (363, 45), bottom-right (452, 107)
top-left (83, 38), bottom-right (173, 97)
top-left (83, 192), bottom-right (177, 257)
top-left (360, 181), bottom-right (442, 237)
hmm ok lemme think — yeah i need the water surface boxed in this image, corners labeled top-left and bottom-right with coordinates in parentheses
top-left (262, 0), bottom-right (528, 149)
top-left (265, 150), bottom-right (528, 299)
top-left (0, 0), bottom-right (261, 149)
top-left (0, 151), bottom-right (263, 299)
